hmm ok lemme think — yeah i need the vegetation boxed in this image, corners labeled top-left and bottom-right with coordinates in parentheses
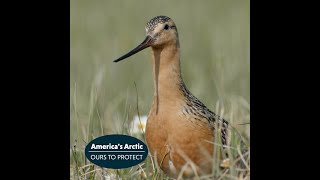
top-left (71, 0), bottom-right (249, 179)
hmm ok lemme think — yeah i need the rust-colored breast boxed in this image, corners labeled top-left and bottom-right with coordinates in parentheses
top-left (145, 99), bottom-right (216, 178)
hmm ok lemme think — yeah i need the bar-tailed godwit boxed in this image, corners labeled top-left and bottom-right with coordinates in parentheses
top-left (114, 15), bottom-right (229, 178)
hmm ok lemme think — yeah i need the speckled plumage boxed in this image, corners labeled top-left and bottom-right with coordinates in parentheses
top-left (179, 81), bottom-right (229, 147)
top-left (146, 16), bottom-right (171, 32)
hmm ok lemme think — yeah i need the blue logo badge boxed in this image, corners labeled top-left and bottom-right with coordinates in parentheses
top-left (85, 134), bottom-right (148, 169)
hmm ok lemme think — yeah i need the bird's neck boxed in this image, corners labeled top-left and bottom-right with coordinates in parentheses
top-left (150, 44), bottom-right (185, 111)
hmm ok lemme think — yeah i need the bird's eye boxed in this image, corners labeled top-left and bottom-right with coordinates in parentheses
top-left (164, 24), bottom-right (169, 30)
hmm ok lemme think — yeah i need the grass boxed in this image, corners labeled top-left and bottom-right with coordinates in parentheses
top-left (70, 0), bottom-right (249, 179)
top-left (70, 93), bottom-right (250, 179)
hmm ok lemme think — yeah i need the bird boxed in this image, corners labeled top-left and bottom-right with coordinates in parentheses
top-left (113, 16), bottom-right (230, 178)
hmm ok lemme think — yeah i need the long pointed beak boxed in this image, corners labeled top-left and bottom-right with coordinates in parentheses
top-left (113, 35), bottom-right (153, 63)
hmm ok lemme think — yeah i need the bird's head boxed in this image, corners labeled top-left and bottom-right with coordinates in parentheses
top-left (114, 16), bottom-right (179, 63)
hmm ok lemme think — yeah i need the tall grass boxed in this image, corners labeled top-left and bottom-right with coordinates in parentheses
top-left (71, 0), bottom-right (249, 179)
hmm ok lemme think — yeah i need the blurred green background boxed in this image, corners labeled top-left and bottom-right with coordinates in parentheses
top-left (71, 0), bottom-right (249, 155)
